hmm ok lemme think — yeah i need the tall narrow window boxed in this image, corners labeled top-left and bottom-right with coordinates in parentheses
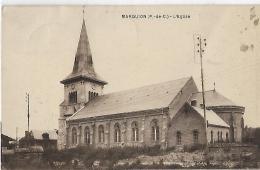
top-left (85, 126), bottom-right (90, 145)
top-left (220, 131), bottom-right (223, 142)
top-left (193, 130), bottom-right (199, 144)
top-left (98, 125), bottom-right (105, 143)
top-left (69, 91), bottom-right (77, 103)
top-left (89, 91), bottom-right (98, 101)
top-left (210, 130), bottom-right (213, 144)
top-left (217, 131), bottom-right (220, 142)
top-left (226, 132), bottom-right (229, 142)
top-left (72, 127), bottom-right (77, 145)
top-left (151, 119), bottom-right (159, 141)
top-left (241, 117), bottom-right (244, 128)
top-left (131, 122), bottom-right (139, 141)
top-left (114, 123), bottom-right (121, 143)
top-left (177, 131), bottom-right (182, 145)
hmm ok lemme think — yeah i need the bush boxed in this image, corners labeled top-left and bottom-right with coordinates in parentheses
top-left (43, 145), bottom-right (163, 168)
top-left (184, 144), bottom-right (205, 152)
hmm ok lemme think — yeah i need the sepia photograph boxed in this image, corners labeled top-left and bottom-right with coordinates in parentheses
top-left (1, 5), bottom-right (260, 169)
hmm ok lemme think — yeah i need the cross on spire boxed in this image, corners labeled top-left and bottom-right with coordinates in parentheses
top-left (82, 6), bottom-right (85, 20)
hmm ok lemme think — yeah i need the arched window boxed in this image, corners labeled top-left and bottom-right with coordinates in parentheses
top-left (131, 122), bottom-right (139, 141)
top-left (151, 119), bottom-right (159, 141)
top-left (69, 91), bottom-right (77, 103)
top-left (241, 117), bottom-right (244, 128)
top-left (193, 130), bottom-right (199, 144)
top-left (98, 125), bottom-right (105, 143)
top-left (210, 131), bottom-right (213, 144)
top-left (84, 126), bottom-right (90, 144)
top-left (217, 131), bottom-right (220, 142)
top-left (89, 91), bottom-right (99, 101)
top-left (220, 131), bottom-right (223, 142)
top-left (72, 127), bottom-right (77, 145)
top-left (177, 131), bottom-right (181, 145)
top-left (226, 132), bottom-right (229, 142)
top-left (114, 123), bottom-right (121, 143)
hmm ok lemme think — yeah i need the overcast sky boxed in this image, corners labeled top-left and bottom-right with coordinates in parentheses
top-left (2, 6), bottom-right (260, 138)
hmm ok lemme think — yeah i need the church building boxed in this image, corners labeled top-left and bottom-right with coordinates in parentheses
top-left (57, 18), bottom-right (245, 150)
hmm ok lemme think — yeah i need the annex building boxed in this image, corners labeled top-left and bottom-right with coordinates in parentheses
top-left (57, 19), bottom-right (245, 150)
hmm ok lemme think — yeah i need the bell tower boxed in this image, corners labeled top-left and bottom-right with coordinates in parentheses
top-left (58, 17), bottom-right (107, 150)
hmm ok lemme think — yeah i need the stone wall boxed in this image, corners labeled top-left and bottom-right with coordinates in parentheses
top-left (207, 126), bottom-right (230, 144)
top-left (66, 109), bottom-right (168, 148)
top-left (167, 104), bottom-right (206, 147)
top-left (210, 106), bottom-right (244, 143)
top-left (57, 117), bottom-right (66, 150)
top-left (167, 104), bottom-right (230, 147)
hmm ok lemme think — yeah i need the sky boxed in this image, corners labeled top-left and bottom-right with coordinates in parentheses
top-left (2, 6), bottom-right (260, 139)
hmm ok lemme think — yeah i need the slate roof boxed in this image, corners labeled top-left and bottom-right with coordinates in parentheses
top-left (192, 106), bottom-right (230, 128)
top-left (1, 134), bottom-right (15, 141)
top-left (68, 77), bottom-right (193, 121)
top-left (190, 90), bottom-right (240, 107)
top-left (61, 19), bottom-right (107, 85)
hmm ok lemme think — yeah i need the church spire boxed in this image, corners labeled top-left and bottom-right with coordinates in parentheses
top-left (61, 15), bottom-right (107, 85)
top-left (72, 18), bottom-right (94, 74)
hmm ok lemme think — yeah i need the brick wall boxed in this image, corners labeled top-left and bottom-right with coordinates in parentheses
top-left (66, 110), bottom-right (167, 148)
top-left (212, 110), bottom-right (244, 142)
top-left (207, 126), bottom-right (230, 143)
top-left (167, 104), bottom-right (206, 147)
top-left (167, 104), bottom-right (230, 147)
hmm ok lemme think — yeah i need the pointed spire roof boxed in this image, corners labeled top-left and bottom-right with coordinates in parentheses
top-left (61, 19), bottom-right (107, 85)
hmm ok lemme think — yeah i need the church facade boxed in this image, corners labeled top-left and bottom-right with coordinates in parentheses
top-left (57, 19), bottom-right (245, 150)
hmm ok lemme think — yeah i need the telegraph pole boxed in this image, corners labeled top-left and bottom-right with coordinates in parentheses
top-left (26, 93), bottom-right (30, 132)
top-left (16, 127), bottom-right (18, 148)
top-left (194, 35), bottom-right (208, 158)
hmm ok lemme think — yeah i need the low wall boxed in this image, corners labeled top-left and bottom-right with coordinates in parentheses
top-left (209, 143), bottom-right (257, 153)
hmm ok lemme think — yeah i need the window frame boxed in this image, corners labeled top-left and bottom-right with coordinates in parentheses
top-left (151, 119), bottom-right (160, 142)
top-left (69, 91), bottom-right (77, 103)
top-left (84, 126), bottom-right (91, 145)
top-left (114, 123), bottom-right (121, 143)
top-left (177, 131), bottom-right (182, 145)
top-left (131, 122), bottom-right (139, 142)
top-left (72, 127), bottom-right (77, 145)
top-left (193, 130), bottom-right (199, 144)
top-left (98, 125), bottom-right (105, 143)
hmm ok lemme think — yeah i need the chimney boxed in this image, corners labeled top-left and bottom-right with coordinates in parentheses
top-left (25, 131), bottom-right (30, 138)
top-left (42, 133), bottom-right (50, 140)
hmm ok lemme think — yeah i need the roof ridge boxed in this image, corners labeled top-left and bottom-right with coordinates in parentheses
top-left (103, 76), bottom-right (192, 96)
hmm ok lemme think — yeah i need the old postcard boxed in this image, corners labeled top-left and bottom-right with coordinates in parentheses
top-left (2, 5), bottom-right (260, 169)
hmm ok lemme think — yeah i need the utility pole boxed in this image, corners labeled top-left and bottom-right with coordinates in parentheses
top-left (16, 127), bottom-right (18, 148)
top-left (26, 92), bottom-right (30, 148)
top-left (26, 93), bottom-right (30, 132)
top-left (194, 34), bottom-right (208, 159)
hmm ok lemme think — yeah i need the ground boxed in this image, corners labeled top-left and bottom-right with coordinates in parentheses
top-left (2, 145), bottom-right (259, 169)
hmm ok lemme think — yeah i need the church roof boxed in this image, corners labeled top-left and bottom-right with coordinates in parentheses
top-left (68, 77), bottom-right (193, 121)
top-left (190, 90), bottom-right (240, 107)
top-left (192, 106), bottom-right (230, 128)
top-left (61, 19), bottom-right (107, 85)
